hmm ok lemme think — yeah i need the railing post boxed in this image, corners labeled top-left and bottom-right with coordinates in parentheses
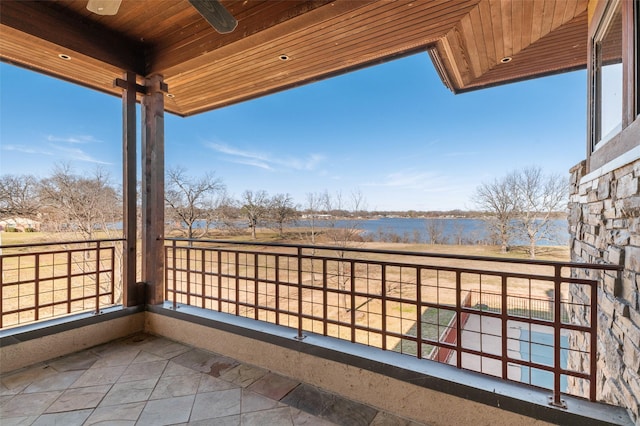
top-left (254, 253), bottom-right (259, 320)
top-left (350, 260), bottom-right (356, 343)
top-left (110, 246), bottom-right (115, 305)
top-left (416, 267), bottom-right (422, 359)
top-left (381, 264), bottom-right (387, 351)
top-left (235, 252), bottom-right (240, 316)
top-left (456, 270), bottom-right (462, 368)
top-left (201, 249), bottom-right (206, 309)
top-left (217, 250), bottom-right (222, 312)
top-left (296, 247), bottom-right (304, 340)
top-left (275, 254), bottom-right (280, 325)
top-left (35, 254), bottom-right (40, 321)
top-left (549, 265), bottom-right (567, 408)
top-left (67, 251), bottom-right (72, 314)
top-left (590, 278), bottom-right (598, 402)
top-left (501, 275), bottom-right (508, 380)
top-left (186, 246), bottom-right (191, 307)
top-left (94, 241), bottom-right (100, 315)
top-left (171, 241), bottom-right (177, 310)
top-left (323, 258), bottom-right (328, 336)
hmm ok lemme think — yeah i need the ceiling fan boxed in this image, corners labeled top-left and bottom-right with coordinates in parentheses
top-left (86, 0), bottom-right (238, 34)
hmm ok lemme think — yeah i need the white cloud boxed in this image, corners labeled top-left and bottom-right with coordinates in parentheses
top-left (46, 134), bottom-right (102, 144)
top-left (230, 158), bottom-right (273, 171)
top-left (205, 142), bottom-right (324, 172)
top-left (53, 146), bottom-right (111, 165)
top-left (1, 144), bottom-right (53, 155)
top-left (2, 141), bottom-right (110, 165)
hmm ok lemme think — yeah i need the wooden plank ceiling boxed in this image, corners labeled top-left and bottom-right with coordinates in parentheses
top-left (0, 0), bottom-right (588, 117)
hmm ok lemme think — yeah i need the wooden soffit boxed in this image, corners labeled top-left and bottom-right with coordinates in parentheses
top-left (0, 0), bottom-right (588, 117)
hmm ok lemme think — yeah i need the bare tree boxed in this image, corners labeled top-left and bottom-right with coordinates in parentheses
top-left (214, 191), bottom-right (243, 235)
top-left (350, 188), bottom-right (366, 217)
top-left (240, 190), bottom-right (270, 239)
top-left (474, 172), bottom-right (520, 253)
top-left (39, 164), bottom-right (120, 240)
top-left (0, 174), bottom-right (40, 219)
top-left (302, 191), bottom-right (330, 244)
top-left (37, 165), bottom-right (124, 303)
top-left (165, 166), bottom-right (224, 240)
top-left (267, 193), bottom-right (297, 237)
top-left (323, 190), bottom-right (364, 248)
top-left (297, 191), bottom-right (330, 290)
top-left (514, 167), bottom-right (567, 258)
top-left (322, 191), bottom-right (367, 313)
top-left (425, 218), bottom-right (445, 244)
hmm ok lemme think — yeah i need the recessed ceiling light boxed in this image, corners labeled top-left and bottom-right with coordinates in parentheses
top-left (58, 54), bottom-right (71, 60)
top-left (279, 54), bottom-right (289, 61)
top-left (500, 56), bottom-right (512, 63)
top-left (166, 93), bottom-right (175, 98)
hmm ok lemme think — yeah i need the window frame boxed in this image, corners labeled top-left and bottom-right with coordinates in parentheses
top-left (587, 0), bottom-right (640, 171)
top-left (590, 0), bottom-right (622, 151)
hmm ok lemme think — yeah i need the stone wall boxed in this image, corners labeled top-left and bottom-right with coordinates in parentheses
top-left (567, 156), bottom-right (640, 422)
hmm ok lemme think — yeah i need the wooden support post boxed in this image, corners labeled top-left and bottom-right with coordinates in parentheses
top-left (141, 75), bottom-right (166, 305)
top-left (121, 71), bottom-right (138, 306)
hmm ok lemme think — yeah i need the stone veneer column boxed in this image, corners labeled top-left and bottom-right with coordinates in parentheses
top-left (567, 157), bottom-right (640, 422)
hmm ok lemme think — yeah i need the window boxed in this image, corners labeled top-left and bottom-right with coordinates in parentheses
top-left (592, 1), bottom-right (623, 150)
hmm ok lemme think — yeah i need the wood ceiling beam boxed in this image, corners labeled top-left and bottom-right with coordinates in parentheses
top-left (0, 1), bottom-right (145, 75)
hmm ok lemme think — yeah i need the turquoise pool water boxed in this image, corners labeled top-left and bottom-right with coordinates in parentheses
top-left (519, 330), bottom-right (568, 391)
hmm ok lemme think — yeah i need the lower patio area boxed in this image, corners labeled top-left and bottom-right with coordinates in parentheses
top-left (0, 333), bottom-right (422, 426)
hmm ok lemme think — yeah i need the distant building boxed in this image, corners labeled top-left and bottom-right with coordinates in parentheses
top-left (0, 217), bottom-right (41, 232)
top-left (300, 214), bottom-right (332, 219)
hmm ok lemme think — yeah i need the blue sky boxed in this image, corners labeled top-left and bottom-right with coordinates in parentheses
top-left (0, 53), bottom-right (586, 211)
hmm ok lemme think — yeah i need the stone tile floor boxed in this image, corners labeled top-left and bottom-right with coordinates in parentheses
top-left (0, 334), bottom-right (424, 425)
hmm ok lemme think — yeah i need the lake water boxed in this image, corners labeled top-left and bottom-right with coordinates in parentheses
top-left (294, 217), bottom-right (569, 246)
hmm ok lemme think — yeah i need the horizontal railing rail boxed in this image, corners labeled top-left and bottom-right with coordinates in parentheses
top-left (164, 238), bottom-right (620, 269)
top-left (165, 238), bottom-right (622, 407)
top-left (0, 238), bottom-right (123, 329)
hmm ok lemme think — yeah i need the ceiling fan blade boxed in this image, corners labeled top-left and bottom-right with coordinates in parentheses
top-left (86, 0), bottom-right (122, 15)
top-left (188, 0), bottom-right (237, 34)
